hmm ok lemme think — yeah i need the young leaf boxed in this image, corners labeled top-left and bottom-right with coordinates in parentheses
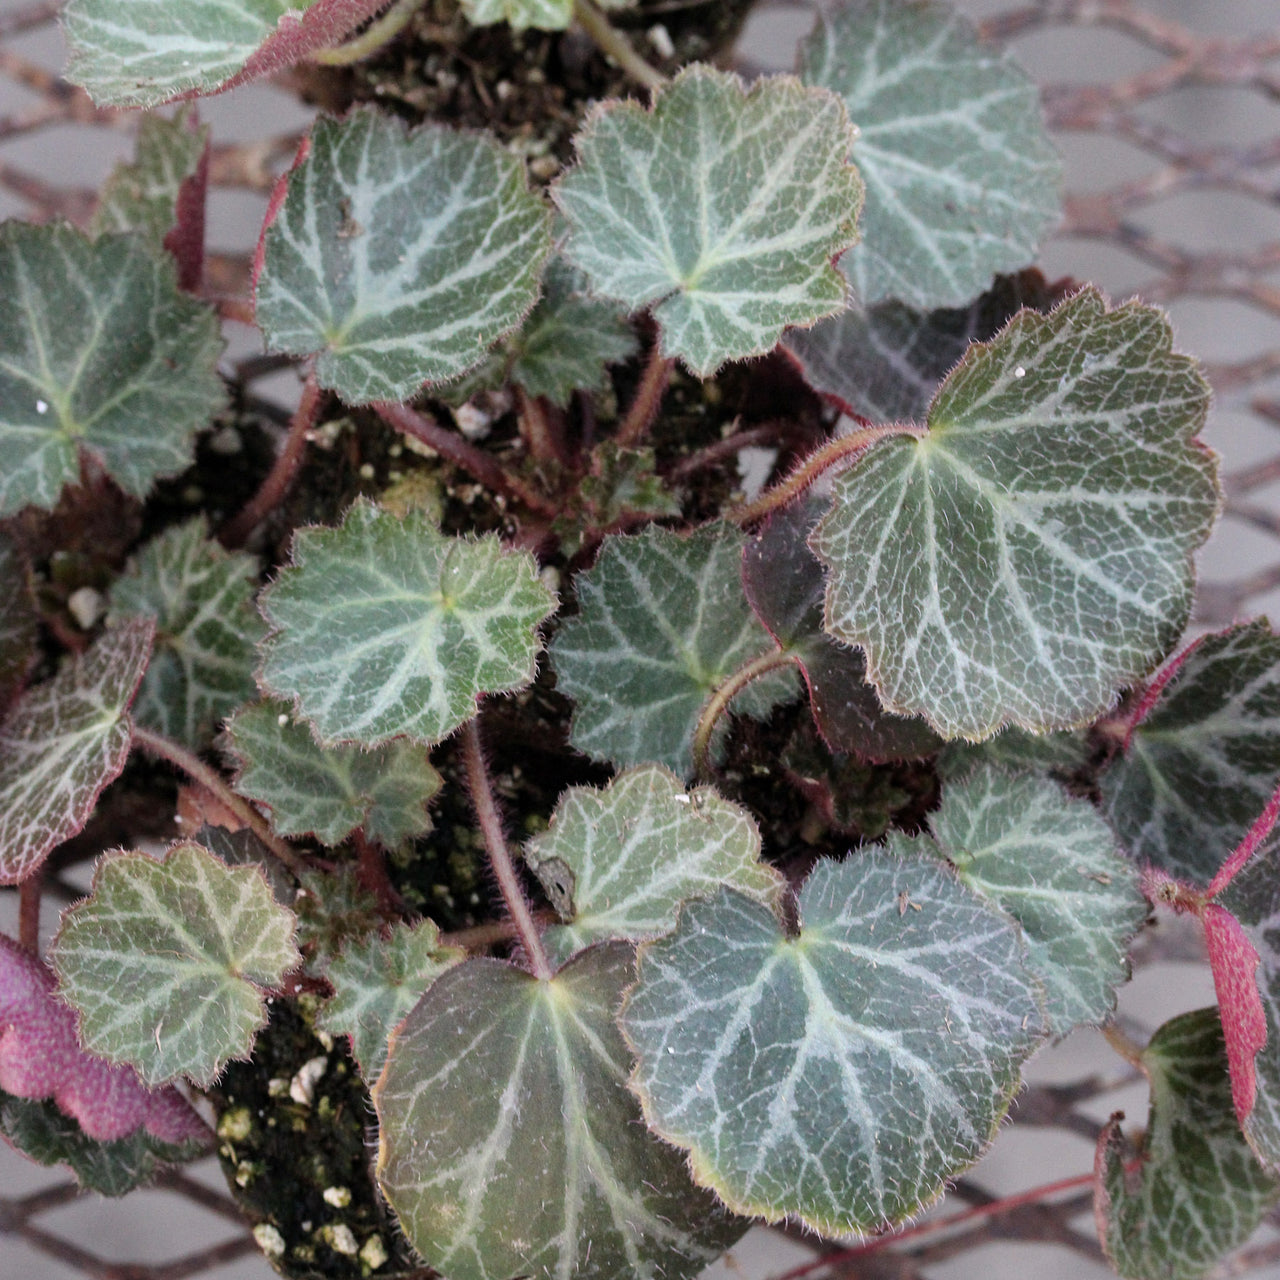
top-left (1096, 1009), bottom-right (1280, 1280)
top-left (317, 920), bottom-right (463, 1080)
top-left (0, 533), bottom-right (37, 711)
top-left (51, 841), bottom-right (301, 1087)
top-left (0, 935), bottom-right (208, 1148)
top-left (812, 288), bottom-right (1219, 741)
top-left (91, 105), bottom-right (208, 248)
top-left (798, 0), bottom-right (1060, 308)
top-left (524, 764), bottom-right (785, 961)
top-left (1102, 621), bottom-right (1280, 885)
top-left (293, 865), bottom-right (383, 977)
top-left (621, 852), bottom-right (1045, 1234)
top-left (461, 0), bottom-right (573, 36)
top-left (374, 948), bottom-right (746, 1280)
top-left (743, 500), bottom-right (942, 761)
top-left (260, 499), bottom-right (556, 747)
top-left (550, 523), bottom-right (795, 775)
top-left (0, 619), bottom-right (153, 886)
top-left (64, 0), bottom-right (390, 107)
top-left (0, 223), bottom-right (225, 516)
top-left (256, 108), bottom-right (551, 404)
top-left (937, 726), bottom-right (1090, 782)
top-left (900, 764), bottom-right (1145, 1032)
top-left (107, 518), bottom-right (265, 751)
top-left (554, 66), bottom-right (862, 376)
top-left (227, 700), bottom-right (442, 846)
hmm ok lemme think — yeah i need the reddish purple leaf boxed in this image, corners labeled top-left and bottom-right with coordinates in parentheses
top-left (1203, 903), bottom-right (1267, 1125)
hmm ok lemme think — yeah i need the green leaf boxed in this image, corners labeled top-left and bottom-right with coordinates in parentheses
top-left (1102, 622), bottom-right (1280, 885)
top-left (317, 920), bottom-right (463, 1081)
top-left (374, 947), bottom-right (745, 1280)
top-left (256, 108), bottom-right (551, 404)
top-left (937, 726), bottom-right (1090, 782)
top-left (91, 106), bottom-right (207, 246)
top-left (798, 0), bottom-right (1060, 308)
top-left (785, 269), bottom-right (1072, 422)
top-left (744, 500), bottom-right (942, 761)
top-left (0, 1090), bottom-right (206, 1197)
top-left (525, 764), bottom-right (785, 962)
top-left (51, 841), bottom-right (301, 1087)
top-left (550, 524), bottom-right (795, 775)
top-left (554, 66), bottom-right (862, 377)
top-left (0, 619), bottom-right (153, 885)
top-left (228, 699), bottom-right (442, 846)
top-left (623, 855), bottom-right (1044, 1234)
top-left (1096, 1009), bottom-right (1280, 1280)
top-left (293, 865), bottom-right (382, 977)
top-left (63, 0), bottom-right (388, 107)
top-left (0, 533), bottom-right (37, 710)
top-left (0, 223), bottom-right (225, 516)
top-left (260, 499), bottom-right (556, 747)
top-left (898, 764), bottom-right (1145, 1032)
top-left (107, 518), bottom-right (265, 751)
top-left (461, 0), bottom-right (573, 34)
top-left (812, 288), bottom-right (1219, 741)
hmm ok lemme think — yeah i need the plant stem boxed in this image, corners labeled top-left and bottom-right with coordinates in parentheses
top-left (616, 345), bottom-right (673, 448)
top-left (311, 0), bottom-right (422, 65)
top-left (460, 717), bottom-right (553, 981)
top-left (219, 371), bottom-right (323, 549)
top-left (1102, 1020), bottom-right (1148, 1069)
top-left (728, 422), bottom-right (926, 527)
top-left (19, 868), bottom-right (42, 951)
top-left (666, 421), bottom-right (817, 483)
top-left (131, 724), bottom-right (308, 878)
top-left (352, 829), bottom-right (405, 917)
top-left (375, 401), bottom-right (558, 518)
top-left (573, 0), bottom-right (668, 92)
top-left (516, 387), bottom-right (573, 468)
top-left (692, 648), bottom-right (797, 781)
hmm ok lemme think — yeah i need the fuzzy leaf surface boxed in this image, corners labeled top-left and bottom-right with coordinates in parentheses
top-left (63, 0), bottom-right (389, 106)
top-left (317, 920), bottom-right (463, 1080)
top-left (1096, 1009), bottom-right (1279, 1280)
top-left (554, 66), bottom-right (862, 376)
top-left (898, 765), bottom-right (1144, 1032)
top-left (937, 726), bottom-right (1089, 781)
top-left (1103, 622), bottom-right (1280, 885)
top-left (374, 948), bottom-right (745, 1280)
top-left (812, 289), bottom-right (1219, 741)
top-left (0, 223), bottom-right (225, 516)
top-left (0, 620), bottom-right (152, 885)
top-left (0, 534), bottom-right (36, 710)
top-left (228, 700), bottom-right (441, 845)
top-left (461, 0), bottom-right (573, 32)
top-left (257, 108), bottom-right (550, 403)
top-left (525, 764), bottom-right (784, 961)
top-left (550, 524), bottom-right (794, 775)
top-left (51, 842), bottom-right (301, 1087)
top-left (260, 500), bottom-right (555, 747)
top-left (621, 853), bottom-right (1045, 1234)
top-left (798, 0), bottom-right (1060, 308)
top-left (108, 518), bottom-right (264, 750)
top-left (744, 500), bottom-right (941, 760)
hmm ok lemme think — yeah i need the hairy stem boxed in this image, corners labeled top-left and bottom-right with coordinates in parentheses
top-left (573, 0), bottom-right (668, 92)
top-left (311, 0), bottom-right (422, 65)
top-left (352, 829), bottom-right (405, 917)
top-left (616, 345), bottom-right (674, 448)
top-left (1102, 1020), bottom-right (1148, 1069)
top-left (131, 724), bottom-right (308, 877)
top-left (19, 868), bottom-right (42, 952)
top-left (461, 717), bottom-right (553, 981)
top-left (693, 648), bottom-right (797, 781)
top-left (376, 401), bottom-right (558, 518)
top-left (666, 420), bottom-right (818, 482)
top-left (517, 387), bottom-right (573, 468)
top-left (220, 371), bottom-right (323, 549)
top-left (728, 422), bottom-right (927, 527)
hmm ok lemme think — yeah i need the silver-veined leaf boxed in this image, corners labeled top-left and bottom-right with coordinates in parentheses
top-left (461, 0), bottom-right (572, 32)
top-left (798, 0), bottom-right (1060, 308)
top-left (525, 764), bottom-right (784, 962)
top-left (0, 223), bottom-right (225, 516)
top-left (259, 499), bottom-right (556, 747)
top-left (621, 852), bottom-right (1045, 1234)
top-left (554, 66), bottom-right (862, 376)
top-left (374, 948), bottom-right (746, 1280)
top-left (812, 288), bottom-right (1219, 741)
top-left (51, 841), bottom-right (301, 1087)
top-left (256, 108), bottom-right (551, 404)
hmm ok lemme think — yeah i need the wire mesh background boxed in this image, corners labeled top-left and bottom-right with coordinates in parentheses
top-left (2, 0), bottom-right (1280, 1277)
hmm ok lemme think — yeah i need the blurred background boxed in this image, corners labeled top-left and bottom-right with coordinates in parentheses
top-left (0, 1), bottom-right (1278, 1277)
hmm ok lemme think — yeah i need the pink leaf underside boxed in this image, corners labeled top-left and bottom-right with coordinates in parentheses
top-left (0, 935), bottom-right (207, 1145)
top-left (165, 125), bottom-right (210, 293)
top-left (191, 0), bottom-right (390, 100)
top-left (1203, 903), bottom-right (1267, 1126)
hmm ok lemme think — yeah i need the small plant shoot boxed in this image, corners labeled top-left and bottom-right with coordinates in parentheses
top-left (0, 1), bottom-right (1271, 1279)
